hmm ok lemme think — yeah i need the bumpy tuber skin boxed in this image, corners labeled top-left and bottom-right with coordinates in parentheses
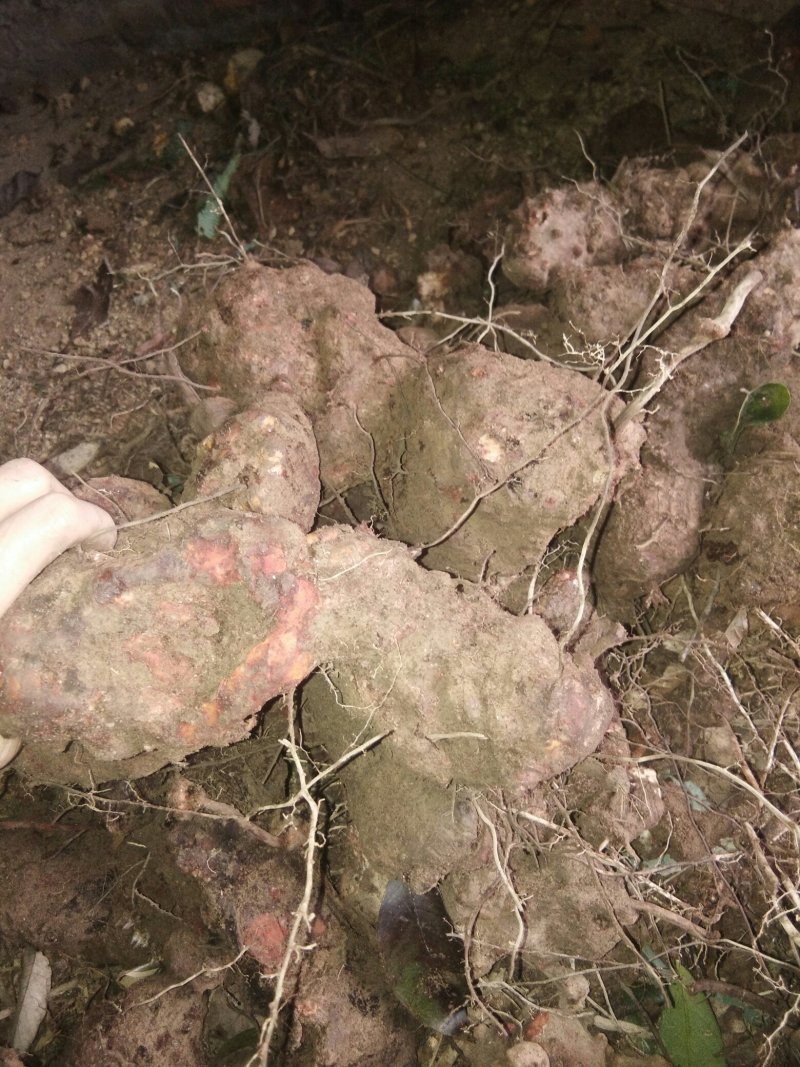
top-left (304, 526), bottom-right (616, 888)
top-left (0, 401), bottom-right (323, 780)
top-left (0, 459), bottom-right (117, 768)
top-left (0, 272), bottom-right (624, 891)
top-left (179, 259), bottom-right (420, 490)
top-left (0, 505), bottom-right (615, 890)
top-left (0, 396), bottom-right (619, 894)
top-left (0, 506), bottom-right (320, 783)
top-left (183, 398), bottom-right (321, 531)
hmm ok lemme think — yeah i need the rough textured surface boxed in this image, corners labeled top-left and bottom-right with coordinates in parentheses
top-left (0, 505), bottom-right (319, 782)
top-left (443, 847), bottom-right (638, 975)
top-left (0, 827), bottom-right (142, 965)
top-left (180, 258), bottom-right (420, 489)
top-left (72, 476), bottom-right (172, 523)
top-left (614, 156), bottom-right (766, 246)
top-left (305, 526), bottom-right (617, 888)
top-left (501, 184), bottom-right (625, 294)
top-left (0, 505), bottom-right (616, 816)
top-left (373, 342), bottom-right (642, 587)
top-left (164, 803), bottom-right (419, 1066)
top-left (62, 982), bottom-right (211, 1067)
top-left (549, 258), bottom-right (688, 347)
top-left (1, 4), bottom-right (799, 1061)
top-left (594, 455), bottom-right (708, 619)
top-left (595, 235), bottom-right (800, 619)
top-left (697, 450), bottom-right (800, 628)
top-left (184, 398), bottom-right (321, 531)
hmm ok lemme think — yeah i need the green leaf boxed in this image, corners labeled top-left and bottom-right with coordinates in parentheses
top-left (378, 880), bottom-right (468, 1035)
top-left (658, 964), bottom-right (727, 1067)
top-left (738, 382), bottom-right (791, 427)
top-left (196, 153), bottom-right (240, 239)
top-left (724, 382), bottom-right (791, 455)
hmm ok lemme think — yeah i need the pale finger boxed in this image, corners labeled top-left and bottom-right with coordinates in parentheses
top-left (0, 490), bottom-right (117, 618)
top-left (0, 458), bottom-right (71, 523)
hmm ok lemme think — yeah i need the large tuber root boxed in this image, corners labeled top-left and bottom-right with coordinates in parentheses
top-left (179, 257), bottom-right (419, 490)
top-left (0, 264), bottom-right (630, 888)
top-left (0, 508), bottom-right (616, 891)
top-left (303, 525), bottom-right (616, 888)
top-left (0, 507), bottom-right (319, 782)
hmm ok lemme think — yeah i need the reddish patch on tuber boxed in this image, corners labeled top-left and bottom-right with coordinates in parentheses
top-left (250, 544), bottom-right (288, 577)
top-left (243, 912), bottom-right (288, 969)
top-left (185, 536), bottom-right (240, 585)
top-left (202, 575), bottom-right (320, 728)
top-left (524, 1012), bottom-right (550, 1039)
top-left (123, 634), bottom-right (195, 686)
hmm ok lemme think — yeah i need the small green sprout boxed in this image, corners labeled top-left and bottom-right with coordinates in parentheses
top-left (722, 382), bottom-right (791, 457)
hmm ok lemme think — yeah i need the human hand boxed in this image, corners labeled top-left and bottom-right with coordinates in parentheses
top-left (0, 458), bottom-right (117, 767)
